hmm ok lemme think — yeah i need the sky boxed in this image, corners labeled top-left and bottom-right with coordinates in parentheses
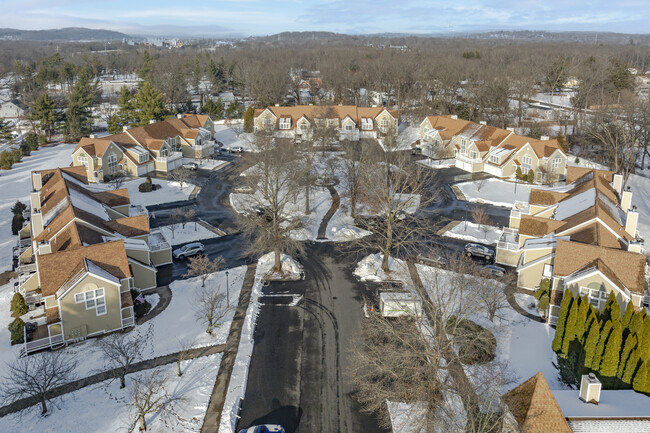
top-left (3, 0), bottom-right (650, 37)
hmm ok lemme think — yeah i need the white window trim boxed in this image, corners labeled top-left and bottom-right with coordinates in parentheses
top-left (579, 286), bottom-right (608, 310)
top-left (279, 118), bottom-right (291, 129)
top-left (543, 264), bottom-right (553, 277)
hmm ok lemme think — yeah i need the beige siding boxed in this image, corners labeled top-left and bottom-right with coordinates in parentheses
top-left (565, 273), bottom-right (638, 312)
top-left (531, 206), bottom-right (555, 218)
top-left (125, 248), bottom-right (150, 264)
top-left (418, 118), bottom-right (433, 139)
top-left (150, 249), bottom-right (172, 266)
top-left (496, 249), bottom-right (522, 267)
top-left (20, 272), bottom-right (39, 293)
top-left (59, 275), bottom-right (122, 340)
top-left (130, 262), bottom-right (157, 290)
top-left (518, 258), bottom-right (552, 290)
top-left (522, 247), bottom-right (553, 264)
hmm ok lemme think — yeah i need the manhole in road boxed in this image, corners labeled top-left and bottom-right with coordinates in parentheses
top-left (259, 294), bottom-right (303, 306)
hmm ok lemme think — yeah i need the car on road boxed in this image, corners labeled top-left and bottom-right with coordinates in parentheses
top-left (172, 242), bottom-right (205, 259)
top-left (238, 425), bottom-right (285, 433)
top-left (484, 264), bottom-right (506, 277)
top-left (416, 254), bottom-right (448, 267)
top-left (229, 145), bottom-right (244, 153)
top-left (182, 162), bottom-right (198, 171)
top-left (464, 243), bottom-right (495, 261)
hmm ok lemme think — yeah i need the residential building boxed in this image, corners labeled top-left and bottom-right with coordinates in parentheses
top-left (15, 166), bottom-right (172, 355)
top-left (72, 114), bottom-right (215, 182)
top-left (418, 115), bottom-right (567, 182)
top-left (495, 167), bottom-right (647, 324)
top-left (253, 105), bottom-right (398, 142)
top-left (0, 99), bottom-right (29, 119)
top-left (503, 372), bottom-right (650, 432)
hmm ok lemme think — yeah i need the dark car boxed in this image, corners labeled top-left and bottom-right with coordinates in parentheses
top-left (464, 243), bottom-right (495, 261)
top-left (238, 425), bottom-right (285, 433)
top-left (484, 264), bottom-right (506, 277)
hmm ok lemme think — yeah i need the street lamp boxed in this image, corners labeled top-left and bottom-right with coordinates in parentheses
top-left (225, 270), bottom-right (230, 307)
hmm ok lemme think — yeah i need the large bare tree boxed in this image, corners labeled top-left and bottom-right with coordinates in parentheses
top-left (183, 255), bottom-right (224, 287)
top-left (195, 284), bottom-right (230, 335)
top-left (99, 327), bottom-right (151, 389)
top-left (128, 370), bottom-right (179, 432)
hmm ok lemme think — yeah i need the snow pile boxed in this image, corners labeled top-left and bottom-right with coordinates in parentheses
top-left (0, 142), bottom-right (77, 271)
top-left (87, 177), bottom-right (196, 207)
top-left (443, 221), bottom-right (503, 246)
top-left (1, 353), bottom-right (223, 433)
top-left (160, 222), bottom-right (221, 246)
top-left (145, 293), bottom-right (160, 312)
top-left (417, 158), bottom-right (456, 169)
top-left (329, 226), bottom-right (372, 242)
top-left (353, 253), bottom-right (412, 284)
top-left (183, 157), bottom-right (229, 171)
top-left (257, 252), bottom-right (303, 281)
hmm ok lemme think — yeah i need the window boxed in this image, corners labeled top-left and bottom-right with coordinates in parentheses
top-left (521, 155), bottom-right (532, 173)
top-left (580, 287), bottom-right (608, 310)
top-left (78, 155), bottom-right (88, 168)
top-left (551, 157), bottom-right (561, 171)
top-left (361, 118), bottom-right (373, 130)
top-left (196, 136), bottom-right (202, 147)
top-left (327, 119), bottom-right (337, 127)
top-left (490, 155), bottom-right (500, 164)
top-left (75, 288), bottom-right (107, 316)
top-left (138, 153), bottom-right (149, 163)
top-left (345, 124), bottom-right (353, 131)
top-left (107, 154), bottom-right (118, 173)
top-left (75, 293), bottom-right (84, 303)
top-left (263, 118), bottom-right (273, 128)
top-left (279, 117), bottom-right (291, 129)
top-left (160, 148), bottom-right (168, 157)
top-left (379, 118), bottom-right (389, 130)
top-left (460, 140), bottom-right (467, 154)
top-left (470, 150), bottom-right (478, 160)
top-left (299, 122), bottom-right (308, 131)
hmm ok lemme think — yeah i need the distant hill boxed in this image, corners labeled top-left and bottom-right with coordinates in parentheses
top-left (466, 30), bottom-right (650, 45)
top-left (0, 27), bottom-right (130, 42)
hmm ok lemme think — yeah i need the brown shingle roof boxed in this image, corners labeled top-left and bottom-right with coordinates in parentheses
top-left (121, 291), bottom-right (133, 308)
top-left (502, 372), bottom-right (572, 433)
top-left (519, 215), bottom-right (565, 237)
top-left (256, 105), bottom-right (398, 130)
top-left (553, 240), bottom-right (646, 295)
top-left (529, 190), bottom-right (568, 206)
top-left (90, 188), bottom-right (130, 207)
top-left (37, 240), bottom-right (131, 297)
top-left (46, 306), bottom-right (60, 324)
top-left (566, 166), bottom-right (614, 184)
top-left (104, 215), bottom-right (149, 237)
top-left (425, 115), bottom-right (475, 140)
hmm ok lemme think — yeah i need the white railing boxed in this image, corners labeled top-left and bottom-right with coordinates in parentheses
top-left (340, 129), bottom-right (360, 141)
top-left (503, 227), bottom-right (519, 236)
top-left (122, 316), bottom-right (135, 327)
top-left (497, 241), bottom-right (519, 251)
top-left (510, 209), bottom-right (521, 219)
top-left (21, 333), bottom-right (64, 356)
top-left (155, 151), bottom-right (182, 163)
top-left (194, 141), bottom-right (215, 151)
top-left (17, 263), bottom-right (37, 274)
top-left (55, 268), bottom-right (86, 299)
top-left (456, 154), bottom-right (483, 164)
top-left (24, 291), bottom-right (41, 305)
top-left (150, 241), bottom-right (170, 252)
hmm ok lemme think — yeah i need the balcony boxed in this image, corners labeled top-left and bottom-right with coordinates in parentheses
top-left (194, 140), bottom-right (215, 152)
top-left (497, 228), bottom-right (519, 251)
top-left (155, 151), bottom-right (182, 164)
top-left (20, 328), bottom-right (64, 357)
top-left (456, 153), bottom-right (483, 164)
top-left (148, 231), bottom-right (170, 252)
top-left (122, 315), bottom-right (135, 328)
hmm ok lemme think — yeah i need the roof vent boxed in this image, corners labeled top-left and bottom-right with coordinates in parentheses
top-left (579, 373), bottom-right (601, 404)
top-left (450, 115), bottom-right (458, 120)
top-left (149, 119), bottom-right (156, 124)
top-left (123, 125), bottom-right (129, 132)
top-left (479, 121), bottom-right (487, 125)
top-left (89, 134), bottom-right (95, 139)
top-left (177, 113), bottom-right (184, 119)
top-left (274, 104), bottom-right (280, 107)
top-left (540, 135), bottom-right (550, 141)
top-left (506, 127), bottom-right (515, 132)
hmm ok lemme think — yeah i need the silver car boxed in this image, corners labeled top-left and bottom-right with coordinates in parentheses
top-left (172, 242), bottom-right (205, 259)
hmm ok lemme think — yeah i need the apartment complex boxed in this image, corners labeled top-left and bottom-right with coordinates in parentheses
top-left (419, 115), bottom-right (567, 182)
top-left (14, 166), bottom-right (172, 355)
top-left (495, 167), bottom-right (647, 324)
top-left (253, 105), bottom-right (398, 142)
top-left (72, 114), bottom-right (215, 182)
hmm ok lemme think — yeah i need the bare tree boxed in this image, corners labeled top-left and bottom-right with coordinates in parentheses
top-left (476, 271), bottom-right (510, 322)
top-left (471, 205), bottom-right (491, 238)
top-left (184, 208), bottom-right (197, 230)
top-left (183, 255), bottom-right (224, 287)
top-left (169, 166), bottom-right (193, 191)
top-left (232, 121), bottom-right (244, 138)
top-left (1, 351), bottom-right (77, 415)
top-left (99, 330), bottom-right (148, 389)
top-left (128, 370), bottom-right (179, 432)
top-left (237, 132), bottom-right (304, 272)
top-left (195, 284), bottom-right (230, 335)
top-left (166, 209), bottom-right (184, 239)
top-left (110, 170), bottom-right (128, 190)
top-left (175, 338), bottom-right (195, 377)
top-left (340, 140), bottom-right (370, 219)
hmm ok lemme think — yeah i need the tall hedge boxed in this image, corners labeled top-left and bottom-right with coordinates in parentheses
top-left (600, 320), bottom-right (622, 377)
top-left (552, 291), bottom-right (574, 353)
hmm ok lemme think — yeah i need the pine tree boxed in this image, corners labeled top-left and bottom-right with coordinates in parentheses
top-left (135, 82), bottom-right (165, 125)
top-left (600, 320), bottom-right (622, 377)
top-left (64, 69), bottom-right (99, 141)
top-left (552, 292), bottom-right (574, 353)
top-left (139, 51), bottom-right (154, 84)
top-left (619, 334), bottom-right (638, 379)
top-left (601, 291), bottom-right (619, 323)
top-left (592, 320), bottom-right (613, 373)
top-left (10, 293), bottom-right (28, 317)
top-left (575, 296), bottom-right (590, 342)
top-left (630, 310), bottom-right (646, 340)
top-left (116, 85), bottom-right (136, 128)
top-left (0, 118), bottom-right (12, 142)
top-left (622, 301), bottom-right (634, 330)
top-left (561, 296), bottom-right (579, 357)
top-left (244, 106), bottom-right (255, 133)
top-left (633, 361), bottom-right (650, 394)
top-left (31, 92), bottom-right (58, 142)
top-left (623, 347), bottom-right (640, 384)
top-left (640, 316), bottom-right (650, 362)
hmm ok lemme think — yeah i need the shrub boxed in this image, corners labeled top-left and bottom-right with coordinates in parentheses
top-left (527, 169), bottom-right (535, 183)
top-left (449, 317), bottom-right (496, 365)
top-left (11, 201), bottom-right (27, 216)
top-left (8, 318), bottom-right (25, 344)
top-left (24, 133), bottom-right (38, 151)
top-left (12, 214), bottom-right (24, 235)
top-left (138, 176), bottom-right (153, 193)
top-left (38, 134), bottom-right (47, 145)
top-left (10, 293), bottom-right (28, 317)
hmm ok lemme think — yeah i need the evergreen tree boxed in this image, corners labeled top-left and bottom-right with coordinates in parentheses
top-left (244, 106), bottom-right (255, 133)
top-left (135, 82), bottom-right (165, 125)
top-left (623, 347), bottom-right (640, 384)
top-left (64, 69), bottom-right (99, 141)
top-left (31, 92), bottom-right (58, 142)
top-left (553, 292), bottom-right (574, 353)
top-left (619, 334), bottom-right (638, 379)
top-left (8, 317), bottom-right (24, 344)
top-left (0, 118), bottom-right (12, 142)
top-left (601, 291), bottom-right (620, 323)
top-left (622, 301), bottom-right (634, 330)
top-left (139, 51), bottom-right (154, 84)
top-left (633, 361), bottom-right (650, 394)
top-left (600, 320), bottom-right (622, 377)
top-left (583, 314), bottom-right (601, 369)
top-left (640, 316), bottom-right (650, 362)
top-left (202, 98), bottom-right (224, 120)
top-left (592, 320), bottom-right (613, 373)
top-left (575, 296), bottom-right (590, 342)
top-left (561, 296), bottom-right (579, 358)
top-left (116, 85), bottom-right (136, 129)
top-left (10, 293), bottom-right (28, 317)
top-left (630, 310), bottom-right (646, 340)
top-left (226, 100), bottom-right (242, 119)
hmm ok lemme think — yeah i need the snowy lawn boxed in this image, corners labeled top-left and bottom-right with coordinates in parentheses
top-left (257, 252), bottom-right (303, 281)
top-left (626, 173), bottom-right (650, 243)
top-left (183, 156), bottom-right (229, 171)
top-left (455, 178), bottom-right (568, 208)
top-left (213, 124), bottom-right (257, 152)
top-left (417, 158), bottom-right (456, 169)
top-left (87, 177), bottom-right (196, 207)
top-left (353, 253), bottom-right (413, 285)
top-left (0, 143), bottom-right (77, 271)
top-left (443, 221), bottom-right (503, 246)
top-left (0, 267), bottom-right (247, 381)
top-left (159, 222), bottom-right (221, 246)
top-left (1, 352), bottom-right (222, 433)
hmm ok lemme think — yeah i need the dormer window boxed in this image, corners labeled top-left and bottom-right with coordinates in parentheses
top-left (139, 153), bottom-right (149, 163)
top-left (327, 119), bottom-right (337, 127)
top-left (345, 124), bottom-right (353, 131)
top-left (78, 155), bottom-right (88, 169)
top-left (490, 155), bottom-right (500, 164)
top-left (279, 117), bottom-right (291, 129)
top-left (361, 118), bottom-right (373, 130)
top-left (299, 122), bottom-right (308, 131)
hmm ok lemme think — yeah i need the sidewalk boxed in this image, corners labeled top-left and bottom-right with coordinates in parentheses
top-left (317, 184), bottom-right (340, 240)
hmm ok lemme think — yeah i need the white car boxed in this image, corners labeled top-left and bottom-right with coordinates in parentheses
top-left (229, 146), bottom-right (244, 153)
top-left (238, 425), bottom-right (285, 433)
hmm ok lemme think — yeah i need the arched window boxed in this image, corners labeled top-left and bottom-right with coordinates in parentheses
top-left (107, 154), bottom-right (118, 173)
top-left (521, 155), bottom-right (532, 173)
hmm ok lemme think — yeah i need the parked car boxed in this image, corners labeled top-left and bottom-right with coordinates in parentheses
top-left (416, 254), bottom-right (448, 267)
top-left (229, 145), bottom-right (244, 153)
top-left (172, 242), bottom-right (205, 259)
top-left (182, 162), bottom-right (198, 171)
top-left (238, 426), bottom-right (285, 433)
top-left (484, 264), bottom-right (506, 277)
top-left (464, 243), bottom-right (495, 261)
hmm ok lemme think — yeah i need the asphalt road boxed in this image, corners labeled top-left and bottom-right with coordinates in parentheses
top-left (237, 243), bottom-right (388, 433)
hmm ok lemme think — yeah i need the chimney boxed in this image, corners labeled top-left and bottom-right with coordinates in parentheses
top-left (274, 104), bottom-right (280, 107)
top-left (38, 240), bottom-right (51, 255)
top-left (621, 190), bottom-right (633, 213)
top-left (625, 210), bottom-right (638, 238)
top-left (612, 174), bottom-right (623, 194)
top-left (31, 213), bottom-right (44, 238)
top-left (479, 120), bottom-right (487, 125)
top-left (89, 134), bottom-right (95, 139)
top-left (177, 113), bottom-right (184, 119)
top-left (506, 127), bottom-right (515, 132)
top-left (32, 171), bottom-right (42, 191)
top-left (149, 119), bottom-right (156, 124)
top-left (30, 191), bottom-right (41, 212)
top-left (123, 125), bottom-right (129, 132)
top-left (579, 373), bottom-right (601, 404)
top-left (540, 135), bottom-right (550, 141)
top-left (450, 114), bottom-right (458, 120)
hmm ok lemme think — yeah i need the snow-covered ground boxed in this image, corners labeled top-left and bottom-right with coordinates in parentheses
top-left (0, 143), bottom-right (77, 272)
top-left (379, 126), bottom-right (418, 152)
top-left (159, 223), bottom-right (221, 246)
top-left (417, 158), bottom-right (456, 169)
top-left (183, 156), bottom-right (229, 171)
top-left (213, 124), bottom-right (257, 152)
top-left (0, 266), bottom-right (247, 381)
top-left (1, 352), bottom-right (222, 433)
top-left (257, 251), bottom-right (303, 281)
top-left (87, 177), bottom-right (196, 207)
top-left (353, 253), bottom-right (413, 284)
top-left (443, 221), bottom-right (503, 246)
top-left (627, 173), bottom-right (650, 243)
top-left (531, 92), bottom-right (574, 108)
top-left (145, 292), bottom-right (160, 312)
top-left (455, 178), bottom-right (568, 208)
